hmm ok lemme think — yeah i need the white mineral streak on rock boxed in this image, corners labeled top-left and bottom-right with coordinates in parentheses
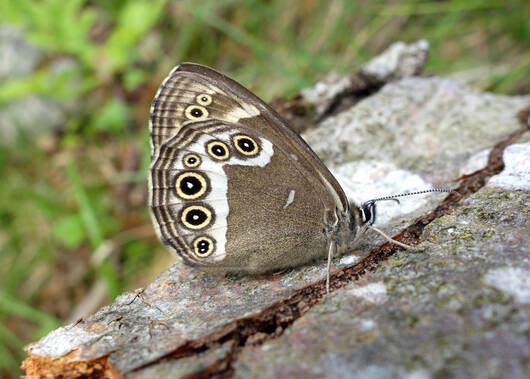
top-left (347, 282), bottom-right (388, 304)
top-left (483, 267), bottom-right (530, 304)
top-left (487, 142), bottom-right (530, 190)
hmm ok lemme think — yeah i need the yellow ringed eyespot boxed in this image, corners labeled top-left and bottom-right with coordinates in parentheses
top-left (175, 172), bottom-right (208, 200)
top-left (183, 153), bottom-right (201, 168)
top-left (180, 205), bottom-right (213, 230)
top-left (184, 105), bottom-right (208, 120)
top-left (206, 140), bottom-right (230, 160)
top-left (196, 94), bottom-right (212, 106)
top-left (193, 236), bottom-right (215, 257)
top-left (232, 134), bottom-right (260, 156)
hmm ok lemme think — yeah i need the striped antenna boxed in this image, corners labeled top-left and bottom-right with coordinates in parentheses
top-left (360, 188), bottom-right (454, 226)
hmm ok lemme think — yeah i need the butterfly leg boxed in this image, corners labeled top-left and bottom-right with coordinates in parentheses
top-left (367, 225), bottom-right (412, 249)
top-left (326, 240), bottom-right (336, 294)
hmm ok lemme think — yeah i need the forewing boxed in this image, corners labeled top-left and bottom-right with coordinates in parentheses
top-left (149, 63), bottom-right (349, 215)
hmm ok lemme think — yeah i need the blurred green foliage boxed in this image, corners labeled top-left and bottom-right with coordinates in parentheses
top-left (0, 0), bottom-right (528, 376)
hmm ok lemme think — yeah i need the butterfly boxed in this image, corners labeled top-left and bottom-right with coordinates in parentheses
top-left (148, 63), bottom-right (447, 290)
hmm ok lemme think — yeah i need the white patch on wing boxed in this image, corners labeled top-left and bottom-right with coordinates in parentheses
top-left (224, 102), bottom-right (260, 123)
top-left (240, 101), bottom-right (260, 117)
top-left (172, 130), bottom-right (273, 262)
top-left (283, 190), bottom-right (295, 209)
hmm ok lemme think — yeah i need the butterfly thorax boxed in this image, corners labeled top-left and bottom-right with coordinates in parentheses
top-left (329, 204), bottom-right (363, 256)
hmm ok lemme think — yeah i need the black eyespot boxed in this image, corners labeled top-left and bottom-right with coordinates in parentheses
top-left (212, 145), bottom-right (225, 156)
top-left (187, 209), bottom-right (205, 224)
top-left (196, 94), bottom-right (212, 106)
top-left (237, 137), bottom-right (255, 152)
top-left (190, 108), bottom-right (203, 117)
top-left (175, 172), bottom-right (208, 199)
top-left (185, 105), bottom-right (208, 120)
top-left (183, 153), bottom-right (201, 168)
top-left (197, 239), bottom-right (209, 253)
top-left (186, 208), bottom-right (206, 225)
top-left (179, 176), bottom-right (201, 196)
top-left (206, 140), bottom-right (230, 160)
top-left (193, 236), bottom-right (215, 257)
top-left (180, 205), bottom-right (213, 230)
top-left (232, 134), bottom-right (260, 156)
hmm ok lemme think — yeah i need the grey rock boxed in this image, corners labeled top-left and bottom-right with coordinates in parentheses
top-left (0, 96), bottom-right (66, 145)
top-left (25, 253), bottom-right (364, 374)
top-left (0, 25), bottom-right (73, 146)
top-left (304, 77), bottom-right (529, 181)
top-left (360, 39), bottom-right (430, 81)
top-left (234, 188), bottom-right (530, 379)
top-left (129, 341), bottom-right (234, 378)
top-left (0, 25), bottom-right (42, 81)
top-left (300, 72), bottom-right (353, 117)
top-left (301, 40), bottom-right (430, 118)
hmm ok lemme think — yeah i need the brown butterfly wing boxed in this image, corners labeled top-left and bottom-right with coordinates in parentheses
top-left (149, 63), bottom-right (349, 217)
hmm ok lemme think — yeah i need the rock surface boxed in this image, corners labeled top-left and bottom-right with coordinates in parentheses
top-left (234, 187), bottom-right (530, 379)
top-left (0, 25), bottom-right (71, 146)
top-left (22, 41), bottom-right (530, 378)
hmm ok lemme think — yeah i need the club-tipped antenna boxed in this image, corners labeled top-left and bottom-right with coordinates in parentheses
top-left (360, 187), bottom-right (454, 226)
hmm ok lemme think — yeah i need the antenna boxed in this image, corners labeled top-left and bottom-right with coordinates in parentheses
top-left (360, 188), bottom-right (454, 226)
